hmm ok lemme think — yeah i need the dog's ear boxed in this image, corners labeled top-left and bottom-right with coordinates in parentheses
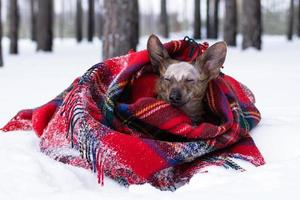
top-left (196, 41), bottom-right (227, 80)
top-left (147, 34), bottom-right (170, 74)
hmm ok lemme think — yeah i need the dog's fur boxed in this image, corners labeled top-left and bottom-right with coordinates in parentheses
top-left (147, 34), bottom-right (227, 124)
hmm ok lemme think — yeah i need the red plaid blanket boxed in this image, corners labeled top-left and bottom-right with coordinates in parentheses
top-left (1, 38), bottom-right (264, 191)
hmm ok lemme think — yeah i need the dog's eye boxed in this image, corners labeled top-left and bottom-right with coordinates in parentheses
top-left (185, 79), bottom-right (195, 82)
top-left (164, 77), bottom-right (171, 82)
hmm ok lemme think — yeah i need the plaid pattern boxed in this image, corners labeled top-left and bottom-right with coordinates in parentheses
top-left (1, 38), bottom-right (264, 191)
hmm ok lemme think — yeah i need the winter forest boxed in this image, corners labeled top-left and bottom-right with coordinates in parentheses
top-left (0, 0), bottom-right (299, 66)
top-left (1, 0), bottom-right (300, 200)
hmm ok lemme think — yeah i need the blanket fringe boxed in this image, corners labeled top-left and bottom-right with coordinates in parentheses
top-left (202, 155), bottom-right (245, 172)
top-left (223, 157), bottom-right (245, 171)
top-left (97, 148), bottom-right (105, 186)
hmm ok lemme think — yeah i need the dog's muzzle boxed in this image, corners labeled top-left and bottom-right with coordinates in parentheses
top-left (169, 89), bottom-right (183, 107)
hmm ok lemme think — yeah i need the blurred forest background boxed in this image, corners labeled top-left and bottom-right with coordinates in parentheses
top-left (0, 0), bottom-right (299, 67)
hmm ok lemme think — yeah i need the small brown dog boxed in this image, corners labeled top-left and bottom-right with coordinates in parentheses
top-left (147, 34), bottom-right (227, 124)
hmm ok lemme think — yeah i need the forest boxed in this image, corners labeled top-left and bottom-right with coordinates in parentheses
top-left (0, 0), bottom-right (299, 67)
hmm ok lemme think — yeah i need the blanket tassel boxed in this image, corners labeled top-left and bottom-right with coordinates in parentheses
top-left (97, 148), bottom-right (105, 186)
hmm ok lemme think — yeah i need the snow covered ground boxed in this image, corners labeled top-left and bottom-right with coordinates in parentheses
top-left (1, 35), bottom-right (300, 200)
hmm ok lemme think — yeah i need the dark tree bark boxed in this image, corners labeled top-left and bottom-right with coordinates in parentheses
top-left (287, 0), bottom-right (294, 40)
top-left (87, 0), bottom-right (95, 42)
top-left (242, 0), bottom-right (262, 50)
top-left (298, 0), bottom-right (300, 37)
top-left (59, 0), bottom-right (65, 39)
top-left (97, 0), bottom-right (104, 39)
top-left (30, 0), bottom-right (37, 41)
top-left (103, 0), bottom-right (139, 60)
top-left (0, 0), bottom-right (3, 67)
top-left (131, 0), bottom-right (139, 49)
top-left (213, 0), bottom-right (219, 38)
top-left (9, 0), bottom-right (19, 54)
top-left (160, 0), bottom-right (169, 38)
top-left (97, 12), bottom-right (104, 39)
top-left (193, 0), bottom-right (201, 39)
top-left (76, 0), bottom-right (83, 42)
top-left (206, 0), bottom-right (209, 37)
top-left (224, 0), bottom-right (237, 46)
top-left (206, 0), bottom-right (219, 39)
top-left (37, 0), bottom-right (53, 51)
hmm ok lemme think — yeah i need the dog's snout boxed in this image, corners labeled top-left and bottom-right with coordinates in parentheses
top-left (169, 89), bottom-right (182, 105)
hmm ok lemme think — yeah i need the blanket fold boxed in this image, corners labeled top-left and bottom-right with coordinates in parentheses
top-left (1, 38), bottom-right (264, 191)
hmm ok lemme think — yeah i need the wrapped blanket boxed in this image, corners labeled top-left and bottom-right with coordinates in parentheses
top-left (1, 38), bottom-right (264, 191)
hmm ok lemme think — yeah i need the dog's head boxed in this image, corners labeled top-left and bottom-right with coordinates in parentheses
top-left (147, 34), bottom-right (227, 107)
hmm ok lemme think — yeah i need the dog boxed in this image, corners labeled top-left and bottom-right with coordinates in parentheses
top-left (147, 34), bottom-right (227, 124)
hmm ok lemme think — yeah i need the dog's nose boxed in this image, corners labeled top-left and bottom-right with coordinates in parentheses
top-left (169, 89), bottom-right (182, 104)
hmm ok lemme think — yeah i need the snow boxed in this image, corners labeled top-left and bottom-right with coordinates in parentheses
top-left (1, 35), bottom-right (300, 199)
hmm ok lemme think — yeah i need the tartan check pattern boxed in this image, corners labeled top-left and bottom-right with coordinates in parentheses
top-left (1, 38), bottom-right (264, 191)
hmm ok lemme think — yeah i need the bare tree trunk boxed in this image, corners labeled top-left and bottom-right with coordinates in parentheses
top-left (206, 0), bottom-right (219, 39)
top-left (206, 0), bottom-right (210, 38)
top-left (0, 0), bottom-right (3, 67)
top-left (97, 0), bottom-right (104, 39)
top-left (298, 0), bottom-right (300, 37)
top-left (160, 0), bottom-right (169, 38)
top-left (87, 0), bottom-right (95, 42)
top-left (97, 12), bottom-right (104, 39)
top-left (213, 0), bottom-right (219, 38)
top-left (37, 0), bottom-right (53, 51)
top-left (130, 0), bottom-right (139, 49)
top-left (59, 0), bottom-right (65, 39)
top-left (103, 0), bottom-right (139, 60)
top-left (30, 0), bottom-right (37, 41)
top-left (224, 0), bottom-right (237, 46)
top-left (242, 0), bottom-right (262, 50)
top-left (76, 0), bottom-right (83, 42)
top-left (9, 0), bottom-right (19, 54)
top-left (193, 0), bottom-right (201, 39)
top-left (287, 0), bottom-right (294, 40)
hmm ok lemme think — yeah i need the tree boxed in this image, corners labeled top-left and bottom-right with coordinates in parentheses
top-left (298, 0), bottom-right (300, 37)
top-left (0, 0), bottom-right (3, 67)
top-left (102, 0), bottom-right (139, 60)
top-left (131, 0), bottom-right (139, 50)
top-left (30, 0), bottom-right (37, 41)
top-left (287, 0), bottom-right (294, 40)
top-left (37, 0), bottom-right (53, 51)
top-left (241, 0), bottom-right (262, 50)
top-left (8, 0), bottom-right (19, 54)
top-left (224, 0), bottom-right (237, 46)
top-left (96, 0), bottom-right (104, 39)
top-left (193, 0), bottom-right (201, 39)
top-left (76, 0), bottom-right (83, 42)
top-left (59, 0), bottom-right (65, 39)
top-left (206, 0), bottom-right (219, 39)
top-left (160, 0), bottom-right (169, 38)
top-left (87, 0), bottom-right (95, 42)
